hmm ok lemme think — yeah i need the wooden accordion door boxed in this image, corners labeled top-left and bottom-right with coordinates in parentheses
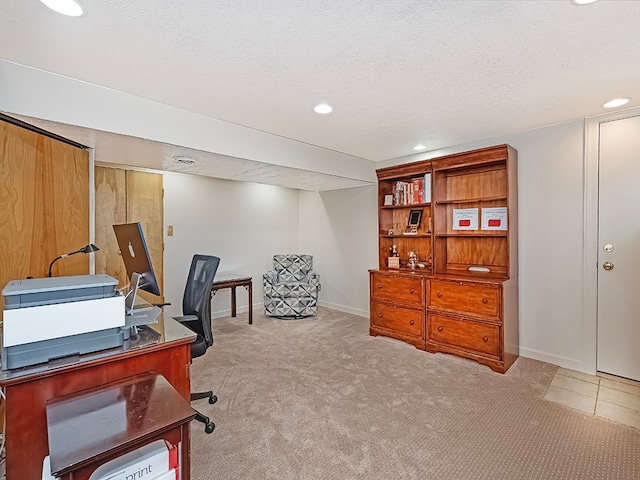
top-left (0, 118), bottom-right (90, 313)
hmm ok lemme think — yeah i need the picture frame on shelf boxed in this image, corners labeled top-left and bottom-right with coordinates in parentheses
top-left (403, 209), bottom-right (423, 235)
top-left (383, 194), bottom-right (394, 206)
top-left (407, 209), bottom-right (422, 227)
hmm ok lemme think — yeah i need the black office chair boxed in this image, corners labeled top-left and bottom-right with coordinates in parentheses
top-left (173, 254), bottom-right (221, 434)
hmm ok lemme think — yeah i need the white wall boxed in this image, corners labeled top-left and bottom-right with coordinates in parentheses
top-left (380, 120), bottom-right (587, 372)
top-left (163, 172), bottom-right (380, 320)
top-left (509, 122), bottom-right (585, 370)
top-left (299, 186), bottom-right (379, 317)
top-left (162, 171), bottom-right (300, 318)
top-left (163, 119), bottom-right (590, 373)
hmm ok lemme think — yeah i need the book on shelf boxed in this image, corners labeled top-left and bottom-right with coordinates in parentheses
top-left (423, 173), bottom-right (431, 203)
top-left (90, 439), bottom-right (178, 480)
top-left (411, 177), bottom-right (424, 204)
top-left (393, 180), bottom-right (403, 205)
top-left (393, 178), bottom-right (429, 206)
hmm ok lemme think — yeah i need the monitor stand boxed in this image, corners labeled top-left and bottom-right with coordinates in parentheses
top-left (124, 272), bottom-right (161, 327)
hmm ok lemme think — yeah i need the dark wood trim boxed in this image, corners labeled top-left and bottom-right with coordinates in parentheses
top-left (211, 276), bottom-right (253, 325)
top-left (0, 112), bottom-right (87, 149)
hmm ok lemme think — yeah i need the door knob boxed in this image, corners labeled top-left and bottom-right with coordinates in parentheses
top-left (603, 262), bottom-right (614, 271)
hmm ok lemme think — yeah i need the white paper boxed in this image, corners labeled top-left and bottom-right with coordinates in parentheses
top-left (452, 208), bottom-right (478, 230)
top-left (481, 207), bottom-right (508, 230)
top-left (42, 456), bottom-right (55, 480)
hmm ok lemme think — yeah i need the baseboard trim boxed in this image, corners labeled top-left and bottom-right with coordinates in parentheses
top-left (213, 302), bottom-right (368, 319)
top-left (519, 346), bottom-right (591, 374)
top-left (318, 300), bottom-right (368, 318)
top-left (212, 302), bottom-right (264, 320)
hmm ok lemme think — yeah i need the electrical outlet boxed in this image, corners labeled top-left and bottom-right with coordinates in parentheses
top-left (167, 225), bottom-right (174, 236)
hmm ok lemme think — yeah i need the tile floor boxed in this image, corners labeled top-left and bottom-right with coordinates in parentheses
top-left (545, 367), bottom-right (640, 429)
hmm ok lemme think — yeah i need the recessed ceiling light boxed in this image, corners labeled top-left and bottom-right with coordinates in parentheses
top-left (173, 156), bottom-right (197, 164)
top-left (39, 0), bottom-right (85, 17)
top-left (602, 98), bottom-right (630, 109)
top-left (314, 104), bottom-right (333, 114)
top-left (570, 0), bottom-right (599, 5)
top-left (413, 144), bottom-right (427, 151)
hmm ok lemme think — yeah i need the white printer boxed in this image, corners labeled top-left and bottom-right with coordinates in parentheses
top-left (2, 274), bottom-right (126, 370)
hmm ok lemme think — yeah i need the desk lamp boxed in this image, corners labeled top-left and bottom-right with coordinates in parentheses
top-left (47, 244), bottom-right (100, 277)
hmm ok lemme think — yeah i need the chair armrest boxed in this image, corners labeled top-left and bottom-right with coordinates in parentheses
top-left (305, 270), bottom-right (320, 288)
top-left (263, 271), bottom-right (277, 285)
top-left (173, 314), bottom-right (199, 324)
top-left (263, 271), bottom-right (278, 295)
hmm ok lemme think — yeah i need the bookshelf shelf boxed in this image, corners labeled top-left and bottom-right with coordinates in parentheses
top-left (381, 202), bottom-right (431, 209)
top-left (435, 195), bottom-right (507, 205)
top-left (435, 233), bottom-right (508, 238)
top-left (381, 234), bottom-right (432, 238)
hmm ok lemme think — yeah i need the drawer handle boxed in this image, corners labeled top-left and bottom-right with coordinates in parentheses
top-left (437, 326), bottom-right (443, 332)
top-left (482, 298), bottom-right (488, 304)
top-left (437, 292), bottom-right (443, 297)
top-left (378, 313), bottom-right (383, 318)
top-left (410, 288), bottom-right (415, 294)
top-left (377, 284), bottom-right (383, 289)
top-left (482, 336), bottom-right (489, 342)
top-left (410, 320), bottom-right (415, 325)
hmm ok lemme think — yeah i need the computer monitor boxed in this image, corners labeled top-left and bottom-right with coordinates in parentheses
top-left (113, 222), bottom-right (161, 306)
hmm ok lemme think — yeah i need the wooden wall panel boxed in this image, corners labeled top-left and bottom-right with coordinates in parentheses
top-left (94, 166), bottom-right (127, 287)
top-left (0, 120), bottom-right (89, 311)
top-left (126, 170), bottom-right (164, 304)
top-left (94, 167), bottom-right (164, 303)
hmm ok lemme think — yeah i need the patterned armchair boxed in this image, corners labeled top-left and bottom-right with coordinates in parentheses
top-left (263, 254), bottom-right (320, 318)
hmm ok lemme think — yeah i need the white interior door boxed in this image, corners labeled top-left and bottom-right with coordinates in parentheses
top-left (597, 115), bottom-right (640, 381)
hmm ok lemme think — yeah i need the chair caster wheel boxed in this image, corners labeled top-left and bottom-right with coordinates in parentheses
top-left (205, 422), bottom-right (215, 434)
top-left (209, 394), bottom-right (218, 405)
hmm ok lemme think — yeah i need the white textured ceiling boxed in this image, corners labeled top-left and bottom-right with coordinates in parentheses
top-left (2, 1), bottom-right (640, 172)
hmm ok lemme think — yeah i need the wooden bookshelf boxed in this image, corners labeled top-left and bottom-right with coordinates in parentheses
top-left (370, 144), bottom-right (518, 373)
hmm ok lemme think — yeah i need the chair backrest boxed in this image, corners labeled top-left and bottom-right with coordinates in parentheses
top-left (182, 254), bottom-right (220, 347)
top-left (273, 254), bottom-right (313, 282)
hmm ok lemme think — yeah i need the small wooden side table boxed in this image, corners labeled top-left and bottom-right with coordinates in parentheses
top-left (211, 274), bottom-right (253, 324)
top-left (46, 373), bottom-right (195, 480)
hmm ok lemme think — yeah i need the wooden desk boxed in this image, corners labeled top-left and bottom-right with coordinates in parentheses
top-left (0, 315), bottom-right (196, 480)
top-left (211, 274), bottom-right (253, 324)
top-left (47, 373), bottom-right (195, 480)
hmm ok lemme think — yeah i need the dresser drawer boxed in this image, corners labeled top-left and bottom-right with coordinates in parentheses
top-left (371, 302), bottom-right (423, 337)
top-left (371, 272), bottom-right (423, 307)
top-left (428, 313), bottom-right (500, 358)
top-left (429, 280), bottom-right (500, 318)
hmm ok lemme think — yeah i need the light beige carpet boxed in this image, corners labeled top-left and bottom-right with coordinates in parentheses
top-left (189, 308), bottom-right (640, 479)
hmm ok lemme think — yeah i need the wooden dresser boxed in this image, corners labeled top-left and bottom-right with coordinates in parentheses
top-left (369, 144), bottom-right (518, 373)
top-left (370, 270), bottom-right (426, 350)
